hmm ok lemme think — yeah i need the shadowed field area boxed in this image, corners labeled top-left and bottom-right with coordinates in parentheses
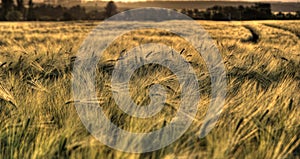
top-left (0, 20), bottom-right (299, 158)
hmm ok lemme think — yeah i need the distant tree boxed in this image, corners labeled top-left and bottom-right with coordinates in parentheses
top-left (243, 7), bottom-right (258, 20)
top-left (1, 0), bottom-right (14, 10)
top-left (1, 0), bottom-right (14, 20)
top-left (254, 3), bottom-right (272, 19)
top-left (33, 4), bottom-right (68, 21)
top-left (28, 0), bottom-right (33, 7)
top-left (207, 5), bottom-right (225, 20)
top-left (203, 11), bottom-right (211, 20)
top-left (187, 9), bottom-right (194, 18)
top-left (296, 11), bottom-right (300, 19)
top-left (68, 5), bottom-right (86, 20)
top-left (181, 9), bottom-right (187, 15)
top-left (212, 12), bottom-right (227, 21)
top-left (238, 5), bottom-right (244, 11)
top-left (62, 12), bottom-right (73, 21)
top-left (209, 5), bottom-right (223, 14)
top-left (6, 10), bottom-right (23, 21)
top-left (86, 10), bottom-right (105, 20)
top-left (193, 8), bottom-right (200, 15)
top-left (238, 5), bottom-right (244, 20)
top-left (16, 0), bottom-right (25, 19)
top-left (16, 0), bottom-right (24, 11)
top-left (285, 13), bottom-right (296, 20)
top-left (193, 8), bottom-right (204, 19)
top-left (275, 12), bottom-right (285, 20)
top-left (204, 3), bottom-right (272, 20)
top-left (105, 1), bottom-right (117, 18)
top-left (27, 0), bottom-right (36, 21)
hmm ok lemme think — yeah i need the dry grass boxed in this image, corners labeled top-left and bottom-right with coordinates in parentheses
top-left (0, 20), bottom-right (299, 158)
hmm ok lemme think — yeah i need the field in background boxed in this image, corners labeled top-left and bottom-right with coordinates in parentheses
top-left (0, 20), bottom-right (299, 158)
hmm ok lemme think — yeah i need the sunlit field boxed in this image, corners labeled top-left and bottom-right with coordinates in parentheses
top-left (0, 20), bottom-right (299, 158)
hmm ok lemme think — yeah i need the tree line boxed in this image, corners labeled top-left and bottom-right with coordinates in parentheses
top-left (0, 1), bottom-right (299, 21)
top-left (181, 3), bottom-right (300, 20)
top-left (0, 0), bottom-right (117, 21)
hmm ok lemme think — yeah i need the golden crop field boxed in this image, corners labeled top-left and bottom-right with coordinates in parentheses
top-left (0, 20), bottom-right (299, 158)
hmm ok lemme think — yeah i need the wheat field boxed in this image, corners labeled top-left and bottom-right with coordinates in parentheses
top-left (0, 20), bottom-right (299, 158)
